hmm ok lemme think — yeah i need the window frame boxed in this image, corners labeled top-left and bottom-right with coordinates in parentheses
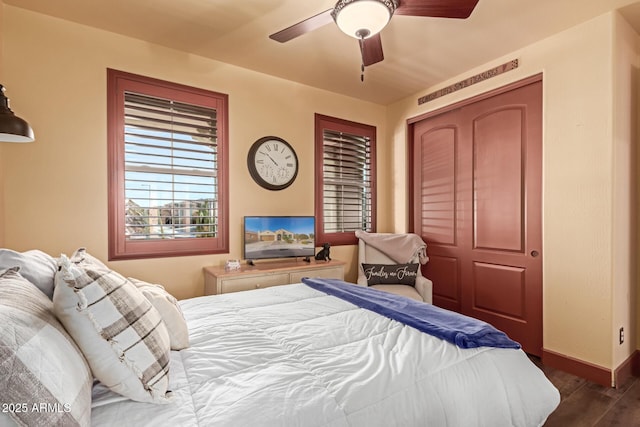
top-left (314, 113), bottom-right (377, 246)
top-left (107, 69), bottom-right (229, 260)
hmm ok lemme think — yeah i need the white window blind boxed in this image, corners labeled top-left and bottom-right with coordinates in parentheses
top-left (123, 92), bottom-right (218, 240)
top-left (322, 129), bottom-right (373, 233)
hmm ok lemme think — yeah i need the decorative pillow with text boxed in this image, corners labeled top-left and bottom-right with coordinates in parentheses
top-left (361, 263), bottom-right (420, 286)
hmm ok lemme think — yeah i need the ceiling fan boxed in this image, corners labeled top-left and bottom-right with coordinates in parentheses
top-left (269, 0), bottom-right (480, 74)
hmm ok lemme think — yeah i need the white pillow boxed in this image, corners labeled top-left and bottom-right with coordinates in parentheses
top-left (0, 267), bottom-right (92, 426)
top-left (129, 277), bottom-right (190, 350)
top-left (53, 250), bottom-right (172, 404)
top-left (0, 249), bottom-right (57, 298)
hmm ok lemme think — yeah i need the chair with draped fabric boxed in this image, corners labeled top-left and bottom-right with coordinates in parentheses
top-left (356, 231), bottom-right (432, 303)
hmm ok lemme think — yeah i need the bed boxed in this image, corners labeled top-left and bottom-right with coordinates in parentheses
top-left (94, 281), bottom-right (558, 427)
top-left (1, 249), bottom-right (560, 427)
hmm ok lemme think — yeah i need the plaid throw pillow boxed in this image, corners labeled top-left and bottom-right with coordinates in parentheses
top-left (53, 249), bottom-right (172, 404)
top-left (0, 267), bottom-right (92, 426)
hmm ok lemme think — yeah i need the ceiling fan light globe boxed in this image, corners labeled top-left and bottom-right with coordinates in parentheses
top-left (333, 0), bottom-right (395, 39)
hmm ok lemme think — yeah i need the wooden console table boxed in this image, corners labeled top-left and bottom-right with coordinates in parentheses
top-left (203, 259), bottom-right (345, 295)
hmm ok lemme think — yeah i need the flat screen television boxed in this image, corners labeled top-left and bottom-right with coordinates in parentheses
top-left (243, 216), bottom-right (315, 263)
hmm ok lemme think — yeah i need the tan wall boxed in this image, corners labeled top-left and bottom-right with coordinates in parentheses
top-left (1, 6), bottom-right (389, 299)
top-left (612, 12), bottom-right (639, 369)
top-left (387, 13), bottom-right (635, 372)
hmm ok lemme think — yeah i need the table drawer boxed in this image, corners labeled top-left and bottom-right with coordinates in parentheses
top-left (290, 266), bottom-right (344, 283)
top-left (220, 273), bottom-right (290, 294)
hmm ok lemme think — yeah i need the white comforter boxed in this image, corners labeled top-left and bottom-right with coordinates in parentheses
top-left (91, 283), bottom-right (560, 426)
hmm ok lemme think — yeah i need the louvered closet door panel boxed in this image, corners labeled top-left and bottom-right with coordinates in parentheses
top-left (413, 108), bottom-right (466, 312)
top-left (418, 126), bottom-right (456, 245)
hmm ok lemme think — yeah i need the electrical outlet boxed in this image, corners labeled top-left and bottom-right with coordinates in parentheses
top-left (619, 327), bottom-right (624, 345)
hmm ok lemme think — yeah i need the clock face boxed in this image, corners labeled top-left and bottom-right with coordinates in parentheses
top-left (247, 137), bottom-right (298, 190)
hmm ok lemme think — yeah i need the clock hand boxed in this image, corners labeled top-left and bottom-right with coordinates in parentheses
top-left (258, 150), bottom-right (279, 166)
top-left (266, 153), bottom-right (278, 166)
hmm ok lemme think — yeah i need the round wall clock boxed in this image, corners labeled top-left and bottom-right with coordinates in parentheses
top-left (247, 136), bottom-right (299, 191)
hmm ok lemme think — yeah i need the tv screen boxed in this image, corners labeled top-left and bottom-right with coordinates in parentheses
top-left (243, 216), bottom-right (315, 262)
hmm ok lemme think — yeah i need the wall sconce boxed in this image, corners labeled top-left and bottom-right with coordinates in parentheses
top-left (0, 85), bottom-right (35, 143)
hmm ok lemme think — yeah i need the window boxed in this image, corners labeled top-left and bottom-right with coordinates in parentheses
top-left (107, 69), bottom-right (228, 260)
top-left (314, 114), bottom-right (376, 246)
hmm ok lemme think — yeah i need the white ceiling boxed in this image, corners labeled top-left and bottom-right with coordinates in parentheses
top-left (5, 0), bottom-right (640, 105)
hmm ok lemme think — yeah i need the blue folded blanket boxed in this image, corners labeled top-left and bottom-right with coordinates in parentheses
top-left (301, 278), bottom-right (520, 350)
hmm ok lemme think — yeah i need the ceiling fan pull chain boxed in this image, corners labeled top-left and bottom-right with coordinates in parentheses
top-left (358, 31), bottom-right (368, 83)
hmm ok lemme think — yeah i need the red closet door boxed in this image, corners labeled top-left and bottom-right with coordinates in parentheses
top-left (412, 78), bottom-right (543, 355)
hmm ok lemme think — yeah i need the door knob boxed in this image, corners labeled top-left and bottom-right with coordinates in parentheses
top-left (530, 250), bottom-right (540, 257)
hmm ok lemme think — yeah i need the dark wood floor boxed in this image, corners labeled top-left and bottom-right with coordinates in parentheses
top-left (528, 356), bottom-right (640, 426)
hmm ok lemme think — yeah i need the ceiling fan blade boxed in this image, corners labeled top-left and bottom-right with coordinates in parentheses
top-left (269, 9), bottom-right (334, 43)
top-left (395, 0), bottom-right (480, 19)
top-left (360, 33), bottom-right (384, 67)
